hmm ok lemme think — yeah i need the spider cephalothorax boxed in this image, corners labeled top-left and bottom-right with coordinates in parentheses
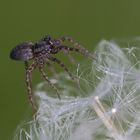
top-left (10, 35), bottom-right (95, 111)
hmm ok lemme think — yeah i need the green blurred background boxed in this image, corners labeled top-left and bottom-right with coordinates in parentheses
top-left (0, 0), bottom-right (140, 139)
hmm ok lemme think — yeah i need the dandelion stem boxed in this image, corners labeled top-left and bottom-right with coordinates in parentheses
top-left (92, 96), bottom-right (122, 140)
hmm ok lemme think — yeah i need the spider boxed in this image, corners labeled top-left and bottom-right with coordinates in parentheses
top-left (10, 35), bottom-right (95, 111)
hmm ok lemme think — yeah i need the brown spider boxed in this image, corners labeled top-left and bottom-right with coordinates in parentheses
top-left (10, 35), bottom-right (95, 111)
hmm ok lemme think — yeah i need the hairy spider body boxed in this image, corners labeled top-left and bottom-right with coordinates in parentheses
top-left (10, 35), bottom-right (95, 111)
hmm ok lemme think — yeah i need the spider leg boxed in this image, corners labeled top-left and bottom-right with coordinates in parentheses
top-left (60, 36), bottom-right (96, 60)
top-left (48, 56), bottom-right (75, 80)
top-left (39, 67), bottom-right (61, 99)
top-left (59, 45), bottom-right (96, 60)
top-left (25, 61), bottom-right (37, 111)
top-left (60, 36), bottom-right (85, 50)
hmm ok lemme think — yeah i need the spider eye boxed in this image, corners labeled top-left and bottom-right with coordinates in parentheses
top-left (10, 42), bottom-right (33, 61)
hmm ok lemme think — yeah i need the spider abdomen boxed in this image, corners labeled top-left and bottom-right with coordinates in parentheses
top-left (10, 42), bottom-right (33, 61)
